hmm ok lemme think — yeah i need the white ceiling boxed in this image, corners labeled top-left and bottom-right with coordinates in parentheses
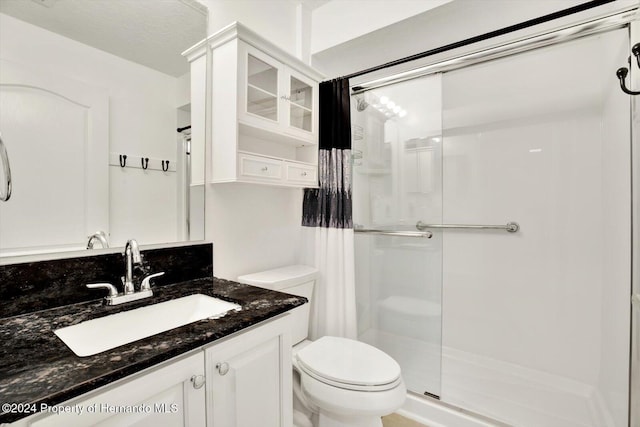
top-left (0, 0), bottom-right (207, 77)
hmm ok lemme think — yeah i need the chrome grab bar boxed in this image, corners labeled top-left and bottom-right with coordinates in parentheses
top-left (354, 228), bottom-right (433, 239)
top-left (416, 221), bottom-right (520, 232)
top-left (0, 134), bottom-right (12, 202)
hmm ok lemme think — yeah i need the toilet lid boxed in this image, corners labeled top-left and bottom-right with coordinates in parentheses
top-left (295, 336), bottom-right (401, 389)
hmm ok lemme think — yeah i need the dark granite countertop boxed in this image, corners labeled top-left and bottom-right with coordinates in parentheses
top-left (0, 277), bottom-right (306, 424)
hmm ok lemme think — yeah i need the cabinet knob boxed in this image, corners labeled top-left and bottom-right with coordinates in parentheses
top-left (261, 166), bottom-right (269, 172)
top-left (301, 172), bottom-right (307, 176)
top-left (190, 374), bottom-right (205, 389)
top-left (216, 362), bottom-right (230, 376)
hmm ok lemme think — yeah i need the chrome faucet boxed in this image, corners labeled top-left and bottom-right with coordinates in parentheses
top-left (86, 231), bottom-right (109, 249)
top-left (87, 238), bottom-right (164, 306)
top-left (123, 239), bottom-right (142, 294)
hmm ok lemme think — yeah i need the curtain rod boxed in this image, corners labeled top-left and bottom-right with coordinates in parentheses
top-left (351, 7), bottom-right (635, 94)
top-left (342, 0), bottom-right (617, 82)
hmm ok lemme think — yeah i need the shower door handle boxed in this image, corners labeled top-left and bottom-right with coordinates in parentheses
top-left (416, 221), bottom-right (520, 232)
top-left (354, 228), bottom-right (433, 238)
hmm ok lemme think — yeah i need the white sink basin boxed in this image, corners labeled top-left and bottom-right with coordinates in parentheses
top-left (55, 294), bottom-right (241, 357)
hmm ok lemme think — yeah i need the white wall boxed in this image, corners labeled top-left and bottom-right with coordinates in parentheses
top-left (0, 13), bottom-right (183, 247)
top-left (310, 0), bottom-right (452, 54)
top-left (598, 30), bottom-right (632, 427)
top-left (176, 72), bottom-right (191, 108)
top-left (203, 0), bottom-right (299, 54)
top-left (208, 184), bottom-right (303, 280)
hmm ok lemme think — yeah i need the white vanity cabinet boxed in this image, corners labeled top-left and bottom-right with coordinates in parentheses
top-left (10, 315), bottom-right (292, 427)
top-left (206, 315), bottom-right (292, 427)
top-left (183, 22), bottom-right (323, 188)
top-left (21, 352), bottom-right (206, 427)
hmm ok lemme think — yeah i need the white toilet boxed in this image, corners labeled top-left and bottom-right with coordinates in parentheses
top-left (237, 265), bottom-right (406, 427)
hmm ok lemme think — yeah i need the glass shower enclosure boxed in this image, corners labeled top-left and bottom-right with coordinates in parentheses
top-left (352, 74), bottom-right (444, 398)
top-left (351, 25), bottom-right (634, 427)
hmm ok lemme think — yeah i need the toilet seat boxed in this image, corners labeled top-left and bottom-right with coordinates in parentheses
top-left (298, 365), bottom-right (407, 418)
top-left (295, 336), bottom-right (402, 392)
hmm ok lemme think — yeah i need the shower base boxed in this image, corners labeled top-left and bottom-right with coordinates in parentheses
top-left (360, 328), bottom-right (617, 427)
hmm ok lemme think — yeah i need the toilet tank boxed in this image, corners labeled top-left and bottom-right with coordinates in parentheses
top-left (237, 265), bottom-right (317, 345)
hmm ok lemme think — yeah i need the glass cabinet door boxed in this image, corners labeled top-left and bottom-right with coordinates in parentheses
top-left (289, 74), bottom-right (313, 133)
top-left (247, 54), bottom-right (278, 122)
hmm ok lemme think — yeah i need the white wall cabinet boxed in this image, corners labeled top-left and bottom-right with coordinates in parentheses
top-left (183, 22), bottom-right (323, 188)
top-left (238, 42), bottom-right (317, 144)
top-left (11, 315), bottom-right (292, 427)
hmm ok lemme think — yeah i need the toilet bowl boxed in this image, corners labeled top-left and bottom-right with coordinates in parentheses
top-left (295, 336), bottom-right (406, 427)
top-left (237, 265), bottom-right (406, 427)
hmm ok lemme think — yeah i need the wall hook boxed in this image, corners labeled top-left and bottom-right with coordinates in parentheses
top-left (616, 67), bottom-right (640, 95)
top-left (141, 157), bottom-right (149, 170)
top-left (616, 43), bottom-right (640, 96)
top-left (161, 160), bottom-right (170, 172)
top-left (119, 154), bottom-right (127, 167)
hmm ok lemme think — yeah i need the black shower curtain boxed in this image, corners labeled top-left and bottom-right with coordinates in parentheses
top-left (302, 78), bottom-right (352, 229)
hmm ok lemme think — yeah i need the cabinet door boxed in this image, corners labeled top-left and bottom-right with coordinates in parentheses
top-left (206, 316), bottom-right (292, 427)
top-left (238, 42), bottom-right (282, 129)
top-left (0, 59), bottom-right (109, 256)
top-left (28, 352), bottom-right (206, 427)
top-left (282, 70), bottom-right (317, 143)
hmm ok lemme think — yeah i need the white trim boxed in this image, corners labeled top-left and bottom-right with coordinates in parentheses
top-left (398, 394), bottom-right (506, 427)
top-left (198, 22), bottom-right (324, 81)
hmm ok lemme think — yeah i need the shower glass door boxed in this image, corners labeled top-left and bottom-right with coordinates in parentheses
top-left (351, 74), bottom-right (443, 397)
top-left (352, 25), bottom-right (633, 427)
top-left (439, 29), bottom-right (631, 427)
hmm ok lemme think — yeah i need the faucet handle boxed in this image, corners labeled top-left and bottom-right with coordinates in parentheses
top-left (140, 272), bottom-right (165, 291)
top-left (87, 283), bottom-right (119, 298)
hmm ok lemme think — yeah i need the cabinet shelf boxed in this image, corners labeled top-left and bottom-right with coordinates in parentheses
top-left (290, 102), bottom-right (312, 113)
top-left (239, 121), bottom-right (316, 147)
top-left (247, 83), bottom-right (277, 99)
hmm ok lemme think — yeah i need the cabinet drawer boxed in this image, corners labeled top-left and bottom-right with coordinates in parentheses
top-left (239, 154), bottom-right (283, 180)
top-left (286, 164), bottom-right (317, 184)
